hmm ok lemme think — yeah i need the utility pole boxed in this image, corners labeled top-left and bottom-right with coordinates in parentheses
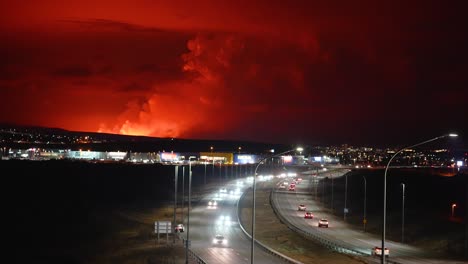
top-left (344, 173), bottom-right (348, 221)
top-left (331, 172), bottom-right (334, 212)
top-left (401, 183), bottom-right (405, 243)
top-left (182, 166), bottom-right (185, 222)
top-left (173, 166), bottom-right (178, 243)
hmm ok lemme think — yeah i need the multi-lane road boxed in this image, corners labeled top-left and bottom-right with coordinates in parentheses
top-left (181, 170), bottom-right (466, 264)
top-left (181, 179), bottom-right (290, 263)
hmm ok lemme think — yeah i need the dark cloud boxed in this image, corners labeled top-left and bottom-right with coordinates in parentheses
top-left (52, 65), bottom-right (93, 77)
top-left (59, 19), bottom-right (168, 33)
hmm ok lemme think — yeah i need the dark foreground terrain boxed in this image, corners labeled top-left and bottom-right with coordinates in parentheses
top-left (2, 160), bottom-right (467, 263)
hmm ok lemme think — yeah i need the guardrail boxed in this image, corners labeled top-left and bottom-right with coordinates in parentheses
top-left (236, 187), bottom-right (304, 264)
top-left (270, 188), bottom-right (406, 264)
top-left (188, 247), bottom-right (207, 264)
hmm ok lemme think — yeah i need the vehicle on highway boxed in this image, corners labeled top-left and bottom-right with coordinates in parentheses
top-left (279, 184), bottom-right (286, 190)
top-left (212, 234), bottom-right (228, 246)
top-left (304, 211), bottom-right (314, 219)
top-left (318, 218), bottom-right (329, 227)
top-left (208, 200), bottom-right (217, 208)
top-left (288, 185), bottom-right (296, 191)
top-left (298, 204), bottom-right (306, 211)
top-left (297, 177), bottom-right (303, 182)
top-left (372, 246), bottom-right (389, 256)
top-left (220, 188), bottom-right (227, 193)
top-left (216, 215), bottom-right (232, 226)
top-left (174, 224), bottom-right (184, 232)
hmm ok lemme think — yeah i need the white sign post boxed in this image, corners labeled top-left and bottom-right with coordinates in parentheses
top-left (155, 221), bottom-right (172, 243)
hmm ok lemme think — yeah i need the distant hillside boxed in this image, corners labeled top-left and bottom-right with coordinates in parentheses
top-left (0, 124), bottom-right (293, 153)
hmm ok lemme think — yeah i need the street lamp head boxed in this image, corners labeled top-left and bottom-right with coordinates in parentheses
top-left (296, 147), bottom-right (304, 152)
top-left (448, 133), bottom-right (458, 137)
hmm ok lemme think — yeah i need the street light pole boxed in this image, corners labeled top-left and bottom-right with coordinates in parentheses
top-left (452, 203), bottom-right (457, 218)
top-left (344, 173), bottom-right (348, 221)
top-left (173, 166), bottom-right (178, 243)
top-left (401, 183), bottom-right (405, 243)
top-left (182, 166), bottom-right (185, 222)
top-left (251, 147), bottom-right (303, 264)
top-left (363, 175), bottom-right (367, 232)
top-left (219, 160), bottom-right (222, 184)
top-left (331, 172), bottom-right (334, 212)
top-left (204, 161), bottom-right (207, 185)
top-left (381, 133), bottom-right (458, 264)
top-left (185, 156), bottom-right (196, 264)
top-left (211, 146), bottom-right (214, 180)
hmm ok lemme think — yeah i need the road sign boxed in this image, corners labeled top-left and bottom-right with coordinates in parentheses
top-left (155, 221), bottom-right (172, 234)
top-left (344, 208), bottom-right (349, 213)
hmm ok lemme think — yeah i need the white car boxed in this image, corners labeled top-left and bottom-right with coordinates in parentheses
top-left (216, 215), bottom-right (232, 226)
top-left (318, 218), bottom-right (329, 228)
top-left (279, 184), bottom-right (286, 190)
top-left (208, 200), bottom-right (217, 207)
top-left (212, 234), bottom-right (228, 245)
top-left (298, 204), bottom-right (306, 211)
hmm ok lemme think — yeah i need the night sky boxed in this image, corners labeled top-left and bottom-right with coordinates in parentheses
top-left (1, 1), bottom-right (466, 147)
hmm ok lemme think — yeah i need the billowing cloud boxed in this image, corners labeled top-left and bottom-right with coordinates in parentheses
top-left (0, 1), bottom-right (467, 145)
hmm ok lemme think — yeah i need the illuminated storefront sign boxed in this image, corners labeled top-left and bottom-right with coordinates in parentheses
top-left (282, 155), bottom-right (293, 164)
top-left (161, 152), bottom-right (178, 161)
top-left (236, 154), bottom-right (254, 164)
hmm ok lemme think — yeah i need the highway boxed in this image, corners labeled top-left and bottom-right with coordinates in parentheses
top-left (180, 178), bottom-right (290, 264)
top-left (271, 170), bottom-right (466, 264)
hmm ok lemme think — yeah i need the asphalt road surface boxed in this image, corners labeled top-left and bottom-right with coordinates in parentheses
top-left (272, 170), bottom-right (467, 264)
top-left (181, 179), bottom-right (290, 264)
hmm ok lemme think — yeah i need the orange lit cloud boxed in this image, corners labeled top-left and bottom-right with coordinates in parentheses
top-left (1, 1), bottom-right (467, 145)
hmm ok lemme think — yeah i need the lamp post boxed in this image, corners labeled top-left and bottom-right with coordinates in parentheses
top-left (381, 133), bottom-right (458, 264)
top-left (251, 147), bottom-right (303, 264)
top-left (173, 166), bottom-right (178, 243)
top-left (219, 160), bottom-right (222, 184)
top-left (363, 175), bottom-right (367, 232)
top-left (211, 146), bottom-right (214, 180)
top-left (451, 203), bottom-right (457, 218)
top-left (401, 183), bottom-right (405, 243)
top-left (185, 156), bottom-right (196, 264)
top-left (331, 172), bottom-right (334, 212)
top-left (204, 160), bottom-right (207, 185)
top-left (344, 173), bottom-right (348, 221)
top-left (182, 166), bottom-right (185, 222)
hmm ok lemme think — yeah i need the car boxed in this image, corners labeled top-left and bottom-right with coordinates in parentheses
top-left (304, 211), bottom-right (314, 219)
top-left (298, 204), bottom-right (306, 211)
top-left (174, 224), bottom-right (184, 232)
top-left (220, 188), bottom-right (227, 193)
top-left (318, 218), bottom-right (329, 228)
top-left (372, 246), bottom-right (389, 256)
top-left (208, 200), bottom-right (217, 207)
top-left (216, 215), bottom-right (232, 226)
top-left (297, 177), bottom-right (303, 182)
top-left (279, 184), bottom-right (286, 190)
top-left (212, 234), bottom-right (228, 245)
top-left (288, 185), bottom-right (296, 191)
